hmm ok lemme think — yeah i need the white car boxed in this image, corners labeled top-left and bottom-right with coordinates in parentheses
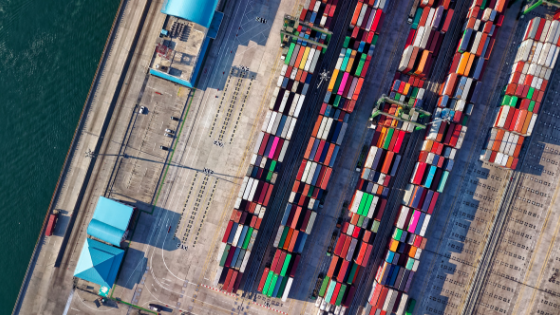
top-left (139, 106), bottom-right (147, 114)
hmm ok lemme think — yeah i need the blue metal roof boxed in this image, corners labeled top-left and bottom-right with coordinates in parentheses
top-left (74, 239), bottom-right (124, 289)
top-left (161, 0), bottom-right (220, 29)
top-left (87, 197), bottom-right (134, 246)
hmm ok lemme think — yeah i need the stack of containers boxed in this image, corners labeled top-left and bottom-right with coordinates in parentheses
top-left (363, 0), bottom-right (508, 313)
top-left (481, 17), bottom-right (560, 169)
top-left (398, 0), bottom-right (457, 77)
top-left (300, 0), bottom-right (340, 30)
top-left (217, 12), bottom-right (336, 294)
top-left (258, 0), bottom-right (388, 308)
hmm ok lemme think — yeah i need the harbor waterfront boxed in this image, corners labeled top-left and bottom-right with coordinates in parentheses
top-left (0, 0), bottom-right (119, 311)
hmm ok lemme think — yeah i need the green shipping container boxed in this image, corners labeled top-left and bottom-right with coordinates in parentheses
top-left (324, 280), bottom-right (337, 303)
top-left (219, 245), bottom-right (231, 267)
top-left (308, 186), bottom-right (315, 197)
top-left (501, 95), bottom-right (510, 106)
top-left (335, 284), bottom-right (347, 305)
top-left (279, 226), bottom-right (289, 248)
top-left (280, 254), bottom-right (292, 276)
top-left (262, 271), bottom-right (274, 294)
top-left (343, 36), bottom-right (351, 48)
top-left (346, 263), bottom-right (359, 284)
top-left (332, 74), bottom-right (344, 96)
top-left (412, 8), bottom-right (423, 29)
top-left (411, 87), bottom-right (419, 98)
top-left (383, 128), bottom-right (394, 149)
top-left (462, 115), bottom-right (469, 126)
top-left (277, 276), bottom-right (289, 298)
top-left (242, 228), bottom-right (253, 249)
top-left (270, 160), bottom-right (277, 171)
top-left (509, 96), bottom-right (518, 107)
top-left (357, 194), bottom-right (368, 216)
top-left (267, 274), bottom-right (279, 297)
top-left (406, 299), bottom-right (417, 315)
top-left (363, 194), bottom-right (374, 216)
top-left (333, 95), bottom-right (342, 108)
top-left (406, 258), bottom-right (415, 270)
top-left (285, 43), bottom-right (296, 65)
top-left (319, 277), bottom-right (330, 297)
top-left (371, 34), bottom-right (379, 46)
top-left (437, 171), bottom-right (450, 193)
top-left (357, 215), bottom-right (365, 227)
top-left (528, 101), bottom-right (536, 112)
top-left (340, 49), bottom-right (352, 70)
top-left (394, 228), bottom-right (403, 241)
top-left (527, 88), bottom-right (535, 100)
top-left (481, 0), bottom-right (488, 9)
top-left (395, 93), bottom-right (401, 100)
top-left (371, 220), bottom-right (381, 233)
top-left (408, 97), bottom-right (415, 106)
top-left (355, 54), bottom-right (367, 76)
top-left (266, 171), bottom-right (273, 182)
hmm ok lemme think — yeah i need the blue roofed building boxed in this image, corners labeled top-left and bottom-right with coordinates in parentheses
top-left (150, 0), bottom-right (224, 88)
top-left (73, 238), bottom-right (125, 292)
top-left (87, 197), bottom-right (134, 247)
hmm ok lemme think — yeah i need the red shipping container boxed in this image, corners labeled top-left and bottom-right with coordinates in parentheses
top-left (428, 192), bottom-right (439, 214)
top-left (222, 221), bottom-right (234, 243)
top-left (441, 9), bottom-right (454, 33)
top-left (335, 234), bottom-right (347, 256)
top-left (258, 268), bottom-right (270, 292)
top-left (223, 268), bottom-right (234, 290)
top-left (338, 260), bottom-right (350, 282)
top-left (362, 244), bottom-right (373, 266)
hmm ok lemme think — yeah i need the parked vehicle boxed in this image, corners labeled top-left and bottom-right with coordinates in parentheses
top-left (45, 210), bottom-right (59, 236)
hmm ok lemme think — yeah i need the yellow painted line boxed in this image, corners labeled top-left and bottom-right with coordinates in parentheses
top-left (513, 176), bottom-right (560, 314)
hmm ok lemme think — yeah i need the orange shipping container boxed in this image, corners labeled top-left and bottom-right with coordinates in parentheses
top-left (414, 50), bottom-right (432, 75)
top-left (457, 52), bottom-right (471, 76)
top-left (521, 112), bottom-right (533, 134)
top-left (327, 255), bottom-right (339, 277)
top-left (513, 110), bottom-right (528, 134)
top-left (492, 129), bottom-right (505, 151)
top-left (304, 138), bottom-right (315, 159)
top-left (506, 156), bottom-right (514, 168)
top-left (351, 2), bottom-right (363, 26)
top-left (464, 53), bottom-right (476, 77)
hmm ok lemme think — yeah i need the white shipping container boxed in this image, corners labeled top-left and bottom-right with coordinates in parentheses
top-left (231, 224), bottom-right (243, 247)
top-left (277, 75), bottom-right (284, 87)
top-left (248, 178), bottom-right (259, 201)
top-left (420, 214), bottom-right (431, 236)
top-left (527, 114), bottom-right (538, 136)
top-left (317, 116), bottom-right (328, 139)
top-left (495, 106), bottom-right (510, 128)
top-left (347, 224), bottom-right (355, 237)
top-left (271, 112), bottom-right (283, 134)
top-left (305, 211), bottom-right (317, 234)
top-left (351, 191), bottom-right (364, 213)
top-left (364, 146), bottom-right (378, 169)
top-left (217, 242), bottom-right (227, 263)
top-left (306, 162), bottom-right (318, 184)
top-left (294, 95), bottom-right (305, 118)
top-left (365, 9), bottom-right (377, 31)
top-left (273, 225), bottom-right (284, 247)
top-left (304, 48), bottom-right (316, 72)
top-left (281, 278), bottom-right (293, 302)
top-left (238, 176), bottom-right (250, 198)
top-left (240, 252), bottom-right (251, 273)
top-left (368, 196), bottom-right (379, 218)
top-left (538, 43), bottom-right (552, 66)
top-left (413, 27), bottom-right (425, 48)
top-left (289, 191), bottom-right (296, 203)
top-left (471, 32), bottom-right (483, 55)
top-left (335, 49), bottom-right (345, 70)
top-left (420, 26), bottom-right (432, 49)
top-left (398, 46), bottom-right (414, 72)
top-left (357, 4), bottom-right (368, 27)
top-left (243, 178), bottom-right (254, 200)
top-left (396, 294), bottom-right (409, 315)
top-left (301, 161), bottom-right (312, 183)
top-left (260, 156), bottom-right (267, 168)
top-left (402, 184), bottom-right (414, 205)
top-left (383, 289), bottom-right (395, 311)
top-left (234, 197), bottom-right (242, 209)
top-left (397, 206), bottom-right (410, 229)
top-left (281, 117), bottom-right (292, 139)
top-left (412, 259), bottom-right (420, 272)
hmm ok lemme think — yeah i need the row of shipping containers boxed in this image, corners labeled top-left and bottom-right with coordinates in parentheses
top-left (481, 17), bottom-right (560, 169)
top-left (300, 0), bottom-right (340, 30)
top-left (216, 4), bottom-right (336, 293)
top-left (362, 0), bottom-right (509, 313)
top-left (398, 0), bottom-right (457, 77)
top-left (258, 0), bottom-right (390, 310)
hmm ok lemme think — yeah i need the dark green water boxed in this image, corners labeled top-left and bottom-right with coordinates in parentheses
top-left (0, 0), bottom-right (119, 310)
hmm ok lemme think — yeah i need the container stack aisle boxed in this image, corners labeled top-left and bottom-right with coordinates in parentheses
top-left (363, 0), bottom-right (509, 314)
top-left (313, 0), bottom-right (465, 313)
top-left (216, 2), bottom-right (335, 293)
top-left (481, 17), bottom-right (560, 169)
top-left (257, 0), bottom-right (388, 308)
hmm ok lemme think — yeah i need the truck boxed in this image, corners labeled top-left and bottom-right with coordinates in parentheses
top-left (45, 210), bottom-right (59, 237)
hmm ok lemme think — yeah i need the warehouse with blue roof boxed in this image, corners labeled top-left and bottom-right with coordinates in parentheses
top-left (150, 0), bottom-right (223, 88)
top-left (73, 197), bottom-right (135, 293)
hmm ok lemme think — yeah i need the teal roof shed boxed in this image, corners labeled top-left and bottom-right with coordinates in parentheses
top-left (161, 0), bottom-right (220, 29)
top-left (73, 238), bottom-right (124, 289)
top-left (87, 197), bottom-right (134, 247)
